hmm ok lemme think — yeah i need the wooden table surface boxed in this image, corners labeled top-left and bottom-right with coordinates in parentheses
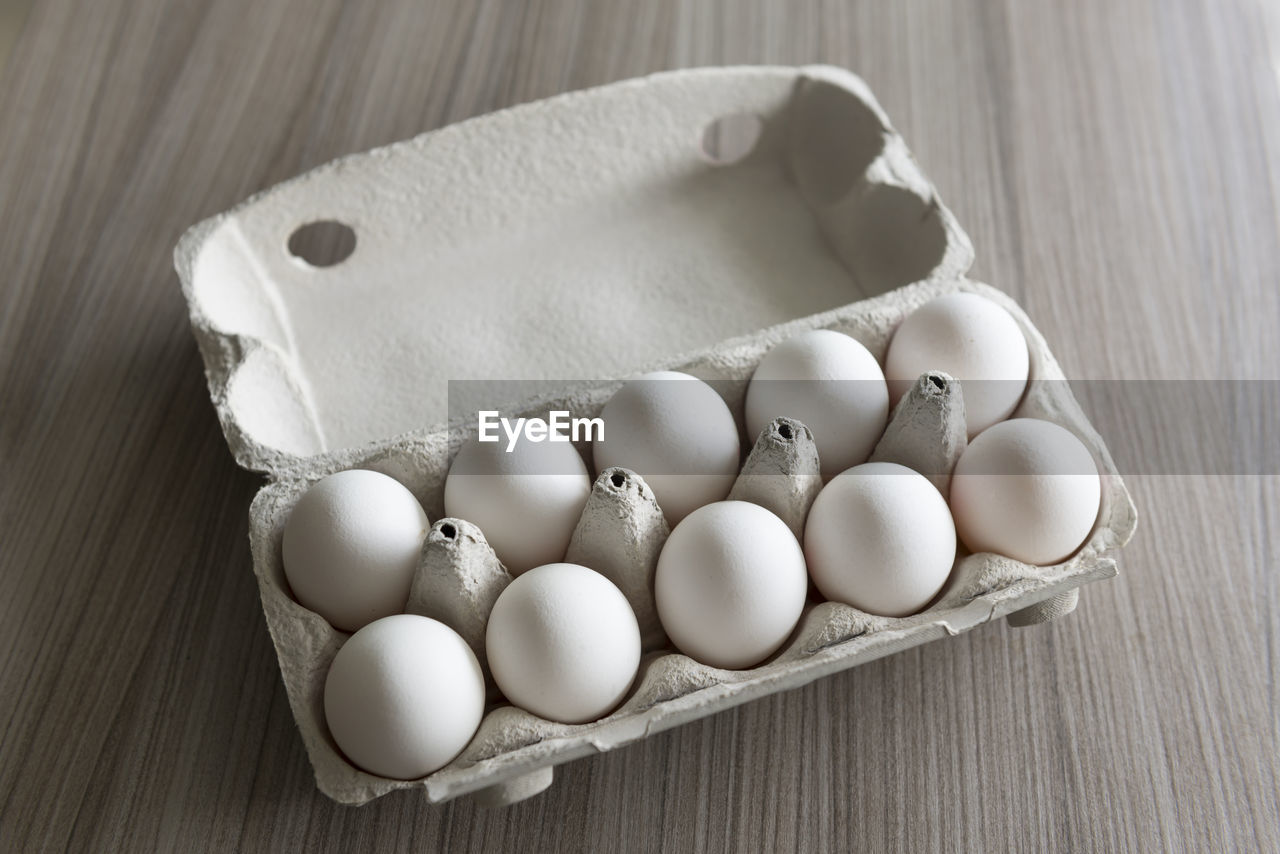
top-left (2, 0), bottom-right (1277, 850)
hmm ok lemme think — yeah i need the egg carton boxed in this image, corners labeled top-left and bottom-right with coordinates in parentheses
top-left (173, 65), bottom-right (1138, 806)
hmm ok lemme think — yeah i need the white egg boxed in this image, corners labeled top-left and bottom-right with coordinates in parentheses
top-left (444, 435), bottom-right (591, 575)
top-left (950, 418), bottom-right (1101, 565)
top-left (486, 563), bottom-right (641, 724)
top-left (282, 469), bottom-right (428, 632)
top-left (594, 371), bottom-right (741, 524)
top-left (655, 501), bottom-right (808, 669)
top-left (804, 462), bottom-right (956, 617)
top-left (324, 614), bottom-right (485, 780)
top-left (745, 329), bottom-right (889, 479)
top-left (885, 292), bottom-right (1030, 437)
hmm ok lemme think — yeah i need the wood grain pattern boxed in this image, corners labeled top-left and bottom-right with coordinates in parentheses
top-left (1, 0), bottom-right (1277, 850)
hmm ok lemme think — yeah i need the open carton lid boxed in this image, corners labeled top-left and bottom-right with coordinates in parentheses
top-left (174, 65), bottom-right (974, 478)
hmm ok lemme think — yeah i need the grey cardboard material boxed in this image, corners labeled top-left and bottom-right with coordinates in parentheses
top-left (174, 66), bottom-right (1137, 806)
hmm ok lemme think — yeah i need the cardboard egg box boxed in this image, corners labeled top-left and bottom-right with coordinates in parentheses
top-left (174, 65), bottom-right (1138, 806)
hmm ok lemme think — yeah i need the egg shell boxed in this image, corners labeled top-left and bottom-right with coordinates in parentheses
top-left (594, 371), bottom-right (741, 524)
top-left (486, 562), bottom-right (642, 724)
top-left (655, 501), bottom-right (808, 669)
top-left (324, 615), bottom-right (485, 780)
top-left (804, 462), bottom-right (957, 617)
top-left (950, 418), bottom-right (1101, 565)
top-left (885, 292), bottom-right (1029, 438)
top-left (282, 469), bottom-right (429, 632)
top-left (745, 329), bottom-right (889, 479)
top-left (444, 434), bottom-right (591, 575)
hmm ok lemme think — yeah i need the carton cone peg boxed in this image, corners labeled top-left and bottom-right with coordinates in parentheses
top-left (406, 518), bottom-right (512, 677)
top-left (728, 417), bottom-right (823, 539)
top-left (870, 371), bottom-right (967, 495)
top-left (566, 467), bottom-right (670, 650)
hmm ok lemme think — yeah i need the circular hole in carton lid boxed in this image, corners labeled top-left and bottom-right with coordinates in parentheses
top-left (700, 114), bottom-right (764, 165)
top-left (287, 220), bottom-right (356, 268)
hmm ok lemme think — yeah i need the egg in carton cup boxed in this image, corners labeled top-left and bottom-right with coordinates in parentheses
top-left (174, 66), bottom-right (1137, 806)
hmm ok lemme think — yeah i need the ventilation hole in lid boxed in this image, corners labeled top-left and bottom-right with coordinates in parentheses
top-left (287, 220), bottom-right (356, 267)
top-left (700, 113), bottom-right (764, 165)
top-left (439, 522), bottom-right (458, 539)
top-left (609, 472), bottom-right (627, 488)
top-left (777, 422), bottom-right (795, 440)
